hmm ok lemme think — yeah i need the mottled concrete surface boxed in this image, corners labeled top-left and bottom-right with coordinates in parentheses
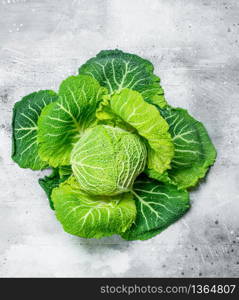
top-left (0, 0), bottom-right (239, 277)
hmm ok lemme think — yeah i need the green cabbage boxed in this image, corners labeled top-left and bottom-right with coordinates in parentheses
top-left (12, 49), bottom-right (216, 240)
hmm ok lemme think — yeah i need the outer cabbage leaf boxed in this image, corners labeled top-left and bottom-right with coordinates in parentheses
top-left (96, 95), bottom-right (136, 132)
top-left (39, 168), bottom-right (71, 210)
top-left (121, 176), bottom-right (190, 241)
top-left (12, 90), bottom-right (58, 170)
top-left (103, 89), bottom-right (174, 174)
top-left (52, 176), bottom-right (136, 238)
top-left (145, 168), bottom-right (174, 185)
top-left (37, 75), bottom-right (107, 167)
top-left (159, 107), bottom-right (217, 189)
top-left (71, 125), bottom-right (147, 196)
top-left (79, 49), bottom-right (167, 107)
top-left (58, 165), bottom-right (72, 177)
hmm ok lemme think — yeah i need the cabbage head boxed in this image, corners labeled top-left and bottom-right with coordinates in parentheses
top-left (12, 49), bottom-right (216, 240)
top-left (71, 125), bottom-right (147, 196)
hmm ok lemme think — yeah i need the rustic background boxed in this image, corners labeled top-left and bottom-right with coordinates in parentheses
top-left (0, 0), bottom-right (239, 277)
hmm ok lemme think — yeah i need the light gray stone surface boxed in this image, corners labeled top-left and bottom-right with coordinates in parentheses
top-left (0, 0), bottom-right (239, 277)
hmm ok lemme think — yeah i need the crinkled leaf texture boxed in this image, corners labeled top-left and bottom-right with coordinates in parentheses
top-left (157, 107), bottom-right (217, 189)
top-left (37, 75), bottom-right (107, 167)
top-left (52, 176), bottom-right (136, 238)
top-left (58, 165), bottom-right (72, 177)
top-left (79, 49), bottom-right (167, 107)
top-left (97, 89), bottom-right (174, 174)
top-left (12, 90), bottom-right (58, 170)
top-left (145, 168), bottom-right (175, 185)
top-left (71, 125), bottom-right (147, 195)
top-left (96, 95), bottom-right (136, 132)
top-left (39, 168), bottom-right (71, 210)
top-left (121, 176), bottom-right (190, 241)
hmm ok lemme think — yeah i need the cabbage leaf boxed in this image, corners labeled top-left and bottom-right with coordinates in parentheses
top-left (79, 49), bottom-right (167, 107)
top-left (122, 176), bottom-right (190, 240)
top-left (38, 168), bottom-right (71, 210)
top-left (158, 107), bottom-right (217, 189)
top-left (12, 90), bottom-right (58, 170)
top-left (52, 176), bottom-right (136, 238)
top-left (37, 75), bottom-right (107, 167)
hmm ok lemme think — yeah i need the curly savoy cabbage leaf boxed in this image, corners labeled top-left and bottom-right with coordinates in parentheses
top-left (71, 125), bottom-right (147, 196)
top-left (38, 168), bottom-right (71, 210)
top-left (147, 106), bottom-right (217, 189)
top-left (52, 176), bottom-right (136, 238)
top-left (79, 49), bottom-right (167, 107)
top-left (122, 176), bottom-right (190, 240)
top-left (12, 90), bottom-right (58, 170)
top-left (37, 75), bottom-right (107, 167)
